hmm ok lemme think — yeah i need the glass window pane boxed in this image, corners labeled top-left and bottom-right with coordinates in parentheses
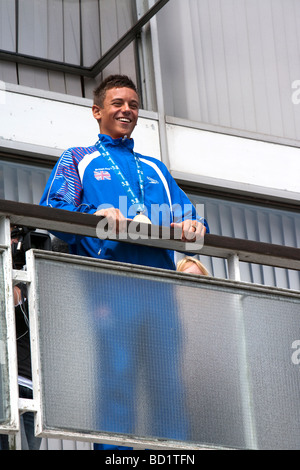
top-left (32, 254), bottom-right (300, 449)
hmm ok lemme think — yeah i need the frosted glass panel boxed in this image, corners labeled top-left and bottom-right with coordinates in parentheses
top-left (0, 253), bottom-right (9, 425)
top-left (243, 295), bottom-right (300, 449)
top-left (33, 255), bottom-right (300, 449)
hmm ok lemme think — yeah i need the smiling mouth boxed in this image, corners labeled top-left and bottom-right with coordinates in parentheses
top-left (117, 117), bottom-right (131, 123)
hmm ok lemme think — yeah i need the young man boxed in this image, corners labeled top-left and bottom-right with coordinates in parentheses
top-left (40, 75), bottom-right (209, 269)
top-left (39, 76), bottom-right (209, 448)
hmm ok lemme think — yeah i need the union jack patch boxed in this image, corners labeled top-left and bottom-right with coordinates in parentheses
top-left (94, 170), bottom-right (111, 181)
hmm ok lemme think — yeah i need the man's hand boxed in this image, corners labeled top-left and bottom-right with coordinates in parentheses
top-left (94, 208), bottom-right (127, 234)
top-left (171, 219), bottom-right (206, 242)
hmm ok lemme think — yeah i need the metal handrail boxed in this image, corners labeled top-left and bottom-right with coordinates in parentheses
top-left (0, 198), bottom-right (299, 272)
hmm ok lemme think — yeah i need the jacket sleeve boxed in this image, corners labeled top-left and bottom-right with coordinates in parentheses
top-left (40, 149), bottom-right (97, 214)
top-left (164, 166), bottom-right (210, 233)
top-left (39, 149), bottom-right (97, 245)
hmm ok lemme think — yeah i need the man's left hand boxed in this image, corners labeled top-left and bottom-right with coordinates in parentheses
top-left (170, 220), bottom-right (206, 242)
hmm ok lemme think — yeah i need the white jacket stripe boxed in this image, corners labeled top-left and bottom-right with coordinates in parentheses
top-left (140, 158), bottom-right (172, 210)
top-left (78, 151), bottom-right (100, 182)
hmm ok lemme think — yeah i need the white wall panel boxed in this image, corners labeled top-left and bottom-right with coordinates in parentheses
top-left (1, 87), bottom-right (300, 197)
top-left (0, 88), bottom-right (161, 160)
top-left (166, 122), bottom-right (300, 196)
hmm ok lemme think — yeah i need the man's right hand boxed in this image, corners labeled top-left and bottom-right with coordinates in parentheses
top-left (94, 208), bottom-right (127, 234)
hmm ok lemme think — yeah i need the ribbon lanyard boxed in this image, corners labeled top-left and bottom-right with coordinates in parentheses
top-left (95, 140), bottom-right (145, 214)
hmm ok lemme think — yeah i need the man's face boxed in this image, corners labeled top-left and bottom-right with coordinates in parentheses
top-left (93, 87), bottom-right (139, 139)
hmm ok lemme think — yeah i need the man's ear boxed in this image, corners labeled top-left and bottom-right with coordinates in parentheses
top-left (92, 104), bottom-right (102, 121)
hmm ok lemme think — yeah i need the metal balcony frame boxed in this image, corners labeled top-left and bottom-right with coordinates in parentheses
top-left (0, 200), bottom-right (299, 449)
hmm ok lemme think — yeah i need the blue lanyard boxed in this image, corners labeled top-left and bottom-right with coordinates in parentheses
top-left (95, 140), bottom-right (145, 214)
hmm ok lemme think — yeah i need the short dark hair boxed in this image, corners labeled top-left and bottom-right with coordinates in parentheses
top-left (93, 74), bottom-right (139, 107)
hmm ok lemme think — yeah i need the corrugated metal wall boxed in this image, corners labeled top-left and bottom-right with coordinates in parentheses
top-left (157, 0), bottom-right (300, 141)
top-left (0, 0), bottom-right (137, 97)
top-left (2, 0), bottom-right (300, 142)
top-left (0, 160), bottom-right (51, 203)
top-left (188, 194), bottom-right (300, 291)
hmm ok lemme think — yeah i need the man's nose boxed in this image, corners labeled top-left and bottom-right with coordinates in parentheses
top-left (122, 102), bottom-right (130, 112)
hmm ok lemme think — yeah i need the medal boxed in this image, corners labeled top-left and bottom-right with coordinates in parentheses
top-left (133, 213), bottom-right (152, 224)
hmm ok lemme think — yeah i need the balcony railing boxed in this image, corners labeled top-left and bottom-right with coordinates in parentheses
top-left (1, 199), bottom-right (299, 274)
top-left (0, 199), bottom-right (300, 450)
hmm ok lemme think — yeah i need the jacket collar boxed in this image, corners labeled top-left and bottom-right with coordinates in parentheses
top-left (97, 134), bottom-right (135, 151)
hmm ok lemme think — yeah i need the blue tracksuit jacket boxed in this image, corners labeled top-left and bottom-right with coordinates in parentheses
top-left (40, 134), bottom-right (209, 270)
